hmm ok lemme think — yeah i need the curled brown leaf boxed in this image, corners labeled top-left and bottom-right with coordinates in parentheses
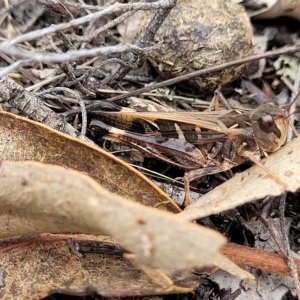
top-left (0, 160), bottom-right (226, 275)
top-left (0, 234), bottom-right (198, 299)
top-left (0, 111), bottom-right (180, 212)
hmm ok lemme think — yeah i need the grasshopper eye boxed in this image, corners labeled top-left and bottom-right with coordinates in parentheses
top-left (258, 115), bottom-right (276, 134)
top-left (258, 114), bottom-right (282, 138)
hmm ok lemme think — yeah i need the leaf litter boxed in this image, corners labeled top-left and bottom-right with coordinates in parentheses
top-left (1, 0), bottom-right (300, 299)
top-left (180, 137), bottom-right (300, 220)
top-left (0, 110), bottom-right (180, 213)
top-left (0, 234), bottom-right (198, 299)
top-left (0, 160), bottom-right (255, 298)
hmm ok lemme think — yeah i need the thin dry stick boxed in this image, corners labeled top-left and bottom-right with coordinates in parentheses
top-left (98, 45), bottom-right (300, 104)
top-left (68, 0), bottom-right (127, 11)
top-left (38, 87), bottom-right (88, 136)
top-left (47, 34), bottom-right (95, 97)
top-left (77, 0), bottom-right (105, 49)
top-left (0, 75), bottom-right (93, 144)
top-left (0, 1), bottom-right (171, 47)
top-left (26, 58), bottom-right (101, 92)
top-left (26, 74), bottom-right (66, 92)
top-left (64, 44), bottom-right (300, 116)
top-left (220, 242), bottom-right (300, 278)
top-left (0, 59), bottom-right (33, 77)
top-left (281, 76), bottom-right (298, 95)
top-left (96, 88), bottom-right (208, 105)
top-left (39, 93), bottom-right (89, 104)
top-left (279, 193), bottom-right (300, 298)
top-left (76, 10), bottom-right (138, 44)
top-left (248, 203), bottom-right (287, 256)
top-left (78, 58), bottom-right (134, 85)
top-left (102, 0), bottom-right (176, 87)
top-left (279, 80), bottom-right (300, 138)
top-left (0, 44), bottom-right (152, 65)
top-left (0, 53), bottom-right (37, 83)
top-left (289, 65), bottom-right (300, 141)
top-left (280, 73), bottom-right (300, 141)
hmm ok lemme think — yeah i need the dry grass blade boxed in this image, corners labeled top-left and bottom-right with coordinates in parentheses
top-left (0, 160), bottom-right (227, 275)
top-left (180, 138), bottom-right (300, 221)
top-left (0, 111), bottom-right (180, 213)
top-left (0, 234), bottom-right (198, 299)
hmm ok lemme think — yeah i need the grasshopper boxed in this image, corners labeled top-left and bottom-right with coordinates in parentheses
top-left (89, 103), bottom-right (288, 205)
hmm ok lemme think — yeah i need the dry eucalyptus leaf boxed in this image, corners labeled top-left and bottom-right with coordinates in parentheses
top-left (0, 160), bottom-right (228, 275)
top-left (180, 137), bottom-right (300, 221)
top-left (246, 0), bottom-right (300, 20)
top-left (0, 234), bottom-right (198, 299)
top-left (0, 111), bottom-right (180, 213)
top-left (212, 253), bottom-right (256, 284)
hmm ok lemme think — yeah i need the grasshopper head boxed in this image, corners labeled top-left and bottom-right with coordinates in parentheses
top-left (251, 103), bottom-right (288, 153)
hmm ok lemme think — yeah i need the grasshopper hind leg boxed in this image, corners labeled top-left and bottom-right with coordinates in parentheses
top-left (183, 166), bottom-right (231, 207)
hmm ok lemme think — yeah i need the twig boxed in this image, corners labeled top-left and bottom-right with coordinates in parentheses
top-left (281, 72), bottom-right (300, 141)
top-left (96, 88), bottom-right (209, 105)
top-left (0, 44), bottom-right (155, 66)
top-left (289, 65), bottom-right (300, 141)
top-left (0, 1), bottom-right (175, 47)
top-left (64, 44), bottom-right (300, 116)
top-left (38, 93), bottom-right (92, 105)
top-left (279, 193), bottom-right (300, 298)
top-left (78, 58), bottom-right (135, 85)
top-left (75, 10), bottom-right (137, 44)
top-left (76, 0), bottom-right (106, 49)
top-left (26, 74), bottom-right (66, 92)
top-left (37, 0), bottom-right (74, 21)
top-left (67, 0), bottom-right (119, 11)
top-left (221, 243), bottom-right (300, 278)
top-left (0, 59), bottom-right (32, 78)
top-left (0, 53), bottom-right (37, 83)
top-left (248, 203), bottom-right (287, 256)
top-left (47, 34), bottom-right (95, 97)
top-left (25, 58), bottom-right (100, 92)
top-left (0, 75), bottom-right (93, 144)
top-left (37, 87), bottom-right (87, 136)
top-left (101, 0), bottom-right (176, 87)
top-left (280, 78), bottom-right (300, 138)
top-left (281, 76), bottom-right (298, 95)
